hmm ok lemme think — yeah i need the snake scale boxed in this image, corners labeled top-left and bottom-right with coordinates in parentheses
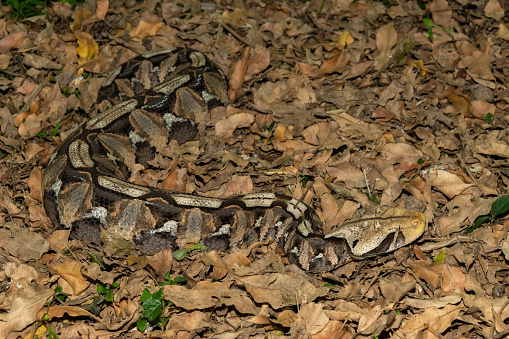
top-left (42, 48), bottom-right (425, 272)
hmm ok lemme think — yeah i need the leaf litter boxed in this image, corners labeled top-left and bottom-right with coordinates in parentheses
top-left (0, 0), bottom-right (509, 338)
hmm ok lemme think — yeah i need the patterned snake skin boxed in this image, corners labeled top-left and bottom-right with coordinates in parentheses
top-left (42, 48), bottom-right (424, 272)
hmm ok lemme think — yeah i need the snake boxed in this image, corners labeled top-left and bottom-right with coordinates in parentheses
top-left (42, 48), bottom-right (425, 272)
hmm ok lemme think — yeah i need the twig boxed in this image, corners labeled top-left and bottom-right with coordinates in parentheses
top-left (20, 83), bottom-right (45, 113)
top-left (0, 69), bottom-right (23, 77)
top-left (458, 156), bottom-right (480, 189)
top-left (220, 23), bottom-right (253, 47)
top-left (403, 264), bottom-right (434, 297)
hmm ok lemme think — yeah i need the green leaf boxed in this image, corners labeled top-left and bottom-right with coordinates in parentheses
top-left (423, 18), bottom-right (433, 27)
top-left (490, 195), bottom-right (509, 218)
top-left (427, 27), bottom-right (434, 41)
top-left (97, 284), bottom-right (107, 294)
top-left (104, 289), bottom-right (113, 302)
top-left (137, 317), bottom-right (147, 332)
top-left (152, 288), bottom-right (163, 300)
top-left (466, 215), bottom-right (491, 234)
top-left (433, 250), bottom-right (446, 263)
top-left (140, 288), bottom-right (152, 302)
top-left (142, 299), bottom-right (162, 322)
top-left (111, 282), bottom-right (120, 288)
top-left (485, 112), bottom-right (494, 124)
top-left (173, 244), bottom-right (207, 260)
top-left (173, 276), bottom-right (187, 284)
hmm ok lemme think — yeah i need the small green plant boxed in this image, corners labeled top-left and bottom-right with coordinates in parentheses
top-left (433, 250), bottom-right (446, 263)
top-left (59, 0), bottom-right (86, 4)
top-left (262, 121), bottom-right (278, 132)
top-left (485, 112), bottom-right (494, 124)
top-left (96, 282), bottom-right (120, 302)
top-left (87, 252), bottom-right (104, 267)
top-left (53, 285), bottom-right (68, 303)
top-left (61, 87), bottom-right (81, 98)
top-left (467, 195), bottom-right (509, 234)
top-left (37, 122), bottom-right (61, 138)
top-left (423, 18), bottom-right (457, 51)
top-left (396, 38), bottom-right (412, 64)
top-left (172, 244), bottom-right (207, 260)
top-left (87, 282), bottom-right (120, 315)
top-left (4, 0), bottom-right (47, 18)
top-left (158, 272), bottom-right (187, 287)
top-left (137, 288), bottom-right (170, 332)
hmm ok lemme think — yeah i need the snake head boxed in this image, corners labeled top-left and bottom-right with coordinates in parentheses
top-left (324, 207), bottom-right (426, 259)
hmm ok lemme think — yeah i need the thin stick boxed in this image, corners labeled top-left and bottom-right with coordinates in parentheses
top-left (220, 23), bottom-right (253, 47)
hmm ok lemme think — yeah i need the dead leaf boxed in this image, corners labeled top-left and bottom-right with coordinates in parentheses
top-left (129, 20), bottom-right (163, 41)
top-left (215, 112), bottom-right (254, 138)
top-left (148, 249), bottom-right (173, 281)
top-left (444, 86), bottom-right (473, 117)
top-left (0, 292), bottom-right (53, 337)
top-left (238, 273), bottom-right (328, 309)
top-left (485, 0), bottom-right (504, 20)
top-left (36, 306), bottom-right (98, 321)
top-left (0, 225), bottom-right (49, 261)
top-left (426, 169), bottom-right (473, 199)
top-left (49, 260), bottom-right (90, 295)
top-left (375, 22), bottom-right (397, 66)
top-left (0, 31), bottom-right (27, 54)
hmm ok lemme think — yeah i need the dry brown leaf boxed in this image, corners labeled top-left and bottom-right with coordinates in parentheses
top-left (229, 47), bottom-right (250, 100)
top-left (397, 305), bottom-right (461, 337)
top-left (148, 249), bottom-right (173, 281)
top-left (0, 54), bottom-right (11, 69)
top-left (299, 52), bottom-right (350, 78)
top-left (437, 205), bottom-right (471, 235)
top-left (276, 310), bottom-right (297, 327)
top-left (162, 311), bottom-right (210, 337)
top-left (441, 263), bottom-right (465, 292)
top-left (471, 100), bottom-right (496, 119)
top-left (375, 22), bottom-right (397, 66)
top-left (313, 320), bottom-right (355, 339)
top-left (239, 273), bottom-right (328, 309)
top-left (0, 225), bottom-right (49, 261)
top-left (245, 48), bottom-right (270, 80)
top-left (327, 163), bottom-right (365, 189)
top-left (357, 305), bottom-right (383, 334)
top-left (462, 53), bottom-right (495, 81)
top-left (485, 0), bottom-right (505, 20)
top-left (0, 292), bottom-right (53, 337)
top-left (296, 303), bottom-right (328, 335)
top-left (498, 23), bottom-right (509, 40)
top-left (50, 259), bottom-right (90, 295)
top-left (429, 0), bottom-right (452, 27)
top-left (444, 85), bottom-right (473, 117)
top-left (36, 306), bottom-right (98, 321)
top-left (405, 295), bottom-right (462, 309)
top-left (215, 112), bottom-right (254, 138)
top-left (379, 278), bottom-right (416, 303)
top-left (95, 0), bottom-right (109, 20)
top-left (0, 31), bottom-right (26, 54)
top-left (380, 143), bottom-right (423, 164)
top-left (408, 260), bottom-right (442, 288)
top-left (129, 20), bottom-right (163, 41)
top-left (426, 169), bottom-right (473, 199)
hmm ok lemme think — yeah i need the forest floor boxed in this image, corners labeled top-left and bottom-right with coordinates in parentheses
top-left (0, 0), bottom-right (509, 338)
